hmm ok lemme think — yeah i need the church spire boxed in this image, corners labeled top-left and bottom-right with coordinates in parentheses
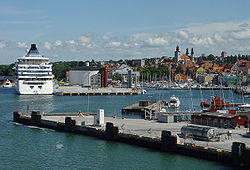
top-left (176, 45), bottom-right (180, 52)
top-left (186, 48), bottom-right (189, 56)
top-left (190, 48), bottom-right (194, 62)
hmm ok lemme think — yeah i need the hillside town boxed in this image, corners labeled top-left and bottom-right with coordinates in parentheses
top-left (56, 46), bottom-right (250, 93)
top-left (0, 46), bottom-right (250, 94)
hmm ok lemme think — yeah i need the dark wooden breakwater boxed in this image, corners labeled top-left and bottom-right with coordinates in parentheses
top-left (13, 111), bottom-right (250, 168)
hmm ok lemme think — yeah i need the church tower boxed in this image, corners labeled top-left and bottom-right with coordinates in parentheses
top-left (174, 45), bottom-right (180, 62)
top-left (190, 48), bottom-right (194, 62)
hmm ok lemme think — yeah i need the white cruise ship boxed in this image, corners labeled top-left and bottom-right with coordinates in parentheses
top-left (15, 44), bottom-right (53, 94)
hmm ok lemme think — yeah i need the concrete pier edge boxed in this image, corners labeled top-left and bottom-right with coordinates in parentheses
top-left (13, 111), bottom-right (250, 168)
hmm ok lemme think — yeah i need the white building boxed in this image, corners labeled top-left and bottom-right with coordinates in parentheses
top-left (69, 67), bottom-right (99, 87)
top-left (113, 64), bottom-right (139, 88)
top-left (114, 64), bottom-right (139, 80)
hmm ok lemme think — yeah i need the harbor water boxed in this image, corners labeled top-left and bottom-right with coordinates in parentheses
top-left (0, 87), bottom-right (249, 169)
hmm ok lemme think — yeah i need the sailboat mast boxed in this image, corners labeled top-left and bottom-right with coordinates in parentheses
top-left (169, 64), bottom-right (171, 87)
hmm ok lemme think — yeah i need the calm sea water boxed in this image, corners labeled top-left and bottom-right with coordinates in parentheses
top-left (0, 87), bottom-right (248, 169)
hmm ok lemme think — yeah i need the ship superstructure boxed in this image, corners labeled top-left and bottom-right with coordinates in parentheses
top-left (15, 44), bottom-right (53, 94)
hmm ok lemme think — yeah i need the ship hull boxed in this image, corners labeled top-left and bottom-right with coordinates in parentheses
top-left (16, 80), bottom-right (53, 95)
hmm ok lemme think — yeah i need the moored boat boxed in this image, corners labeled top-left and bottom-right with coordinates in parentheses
top-left (3, 80), bottom-right (12, 88)
top-left (201, 97), bottom-right (229, 108)
top-left (168, 95), bottom-right (180, 108)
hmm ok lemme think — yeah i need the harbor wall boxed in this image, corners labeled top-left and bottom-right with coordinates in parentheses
top-left (13, 111), bottom-right (249, 168)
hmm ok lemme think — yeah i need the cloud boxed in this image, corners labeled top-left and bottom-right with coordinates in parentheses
top-left (102, 35), bottom-right (110, 40)
top-left (1, 20), bottom-right (250, 64)
top-left (17, 42), bottom-right (28, 48)
top-left (54, 40), bottom-right (62, 46)
top-left (230, 28), bottom-right (250, 40)
top-left (178, 30), bottom-right (189, 39)
top-left (78, 34), bottom-right (94, 47)
top-left (108, 41), bottom-right (121, 47)
top-left (44, 42), bottom-right (51, 50)
top-left (0, 42), bottom-right (6, 48)
top-left (144, 37), bottom-right (168, 47)
top-left (66, 40), bottom-right (76, 45)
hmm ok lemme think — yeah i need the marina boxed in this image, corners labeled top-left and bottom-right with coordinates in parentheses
top-left (1, 87), bottom-right (249, 169)
top-left (0, 1), bottom-right (249, 169)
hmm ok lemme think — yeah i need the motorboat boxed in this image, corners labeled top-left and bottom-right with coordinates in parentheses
top-left (238, 103), bottom-right (250, 111)
top-left (168, 95), bottom-right (180, 108)
top-left (3, 80), bottom-right (12, 88)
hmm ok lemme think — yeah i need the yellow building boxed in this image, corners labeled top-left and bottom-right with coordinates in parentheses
top-left (204, 74), bottom-right (214, 84)
top-left (197, 74), bottom-right (217, 84)
top-left (196, 67), bottom-right (207, 79)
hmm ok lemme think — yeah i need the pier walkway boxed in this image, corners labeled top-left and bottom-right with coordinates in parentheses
top-left (54, 86), bottom-right (145, 96)
top-left (32, 113), bottom-right (250, 151)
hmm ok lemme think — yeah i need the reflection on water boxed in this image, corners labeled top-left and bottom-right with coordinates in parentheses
top-left (17, 95), bottom-right (55, 113)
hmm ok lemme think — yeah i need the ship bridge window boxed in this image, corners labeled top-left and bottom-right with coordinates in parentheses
top-left (30, 86), bottom-right (34, 89)
top-left (38, 86), bottom-right (42, 89)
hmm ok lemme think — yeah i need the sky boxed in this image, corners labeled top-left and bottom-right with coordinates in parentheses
top-left (0, 0), bottom-right (250, 64)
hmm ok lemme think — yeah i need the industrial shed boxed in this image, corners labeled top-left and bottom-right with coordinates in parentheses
top-left (69, 67), bottom-right (99, 86)
top-left (191, 112), bottom-right (249, 129)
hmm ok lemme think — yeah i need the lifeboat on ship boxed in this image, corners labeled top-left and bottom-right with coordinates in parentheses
top-left (201, 97), bottom-right (229, 108)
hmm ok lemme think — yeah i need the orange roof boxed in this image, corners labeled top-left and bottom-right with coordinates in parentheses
top-left (238, 60), bottom-right (248, 65)
top-left (203, 62), bottom-right (213, 70)
top-left (180, 55), bottom-right (191, 60)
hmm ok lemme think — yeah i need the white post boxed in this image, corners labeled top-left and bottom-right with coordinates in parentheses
top-left (95, 109), bottom-right (104, 126)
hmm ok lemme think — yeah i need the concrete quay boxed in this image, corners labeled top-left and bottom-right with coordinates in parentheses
top-left (54, 86), bottom-right (145, 96)
top-left (13, 111), bottom-right (250, 168)
top-left (41, 115), bottom-right (249, 151)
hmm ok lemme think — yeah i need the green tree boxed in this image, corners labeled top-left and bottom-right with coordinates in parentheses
top-left (112, 72), bottom-right (122, 81)
top-left (52, 61), bottom-right (78, 81)
top-left (207, 54), bottom-right (215, 61)
top-left (175, 66), bottom-right (183, 74)
top-left (0, 64), bottom-right (15, 76)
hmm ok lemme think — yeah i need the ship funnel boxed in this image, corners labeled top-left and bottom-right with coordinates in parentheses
top-left (30, 44), bottom-right (37, 50)
top-left (27, 44), bottom-right (39, 55)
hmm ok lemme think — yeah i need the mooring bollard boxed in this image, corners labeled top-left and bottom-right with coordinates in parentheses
top-left (161, 130), bottom-right (176, 152)
top-left (31, 110), bottom-right (41, 125)
top-left (65, 117), bottom-right (76, 132)
top-left (105, 122), bottom-right (118, 140)
top-left (245, 148), bottom-right (250, 168)
top-left (13, 110), bottom-right (20, 122)
top-left (232, 142), bottom-right (246, 166)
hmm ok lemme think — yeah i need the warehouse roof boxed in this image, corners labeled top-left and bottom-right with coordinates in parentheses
top-left (70, 66), bottom-right (99, 71)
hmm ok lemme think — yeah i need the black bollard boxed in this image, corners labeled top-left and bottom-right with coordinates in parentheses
top-left (65, 117), bottom-right (75, 132)
top-left (161, 130), bottom-right (176, 152)
top-left (13, 111), bottom-right (20, 122)
top-left (31, 110), bottom-right (41, 125)
top-left (232, 142), bottom-right (246, 166)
